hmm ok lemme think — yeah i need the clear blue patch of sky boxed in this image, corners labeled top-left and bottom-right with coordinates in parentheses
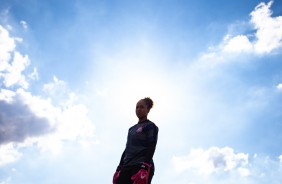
top-left (211, 54), bottom-right (282, 156)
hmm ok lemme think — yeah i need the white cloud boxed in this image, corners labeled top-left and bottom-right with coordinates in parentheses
top-left (0, 89), bottom-right (53, 145)
top-left (20, 20), bottom-right (28, 30)
top-left (0, 24), bottom-right (96, 163)
top-left (237, 167), bottom-right (251, 177)
top-left (35, 103), bottom-right (95, 155)
top-left (277, 83), bottom-right (282, 90)
top-left (201, 1), bottom-right (282, 62)
top-left (0, 25), bottom-right (16, 68)
top-left (28, 67), bottom-right (39, 80)
top-left (279, 155), bottom-right (282, 164)
top-left (172, 147), bottom-right (249, 176)
top-left (2, 51), bottom-right (30, 88)
top-left (0, 25), bottom-right (30, 88)
top-left (0, 88), bottom-right (95, 158)
top-left (251, 1), bottom-right (282, 54)
top-left (43, 76), bottom-right (68, 97)
top-left (169, 147), bottom-right (282, 184)
top-left (0, 143), bottom-right (22, 166)
top-left (0, 86), bottom-right (96, 156)
top-left (222, 35), bottom-right (253, 53)
top-left (43, 76), bottom-right (66, 93)
top-left (0, 88), bottom-right (15, 102)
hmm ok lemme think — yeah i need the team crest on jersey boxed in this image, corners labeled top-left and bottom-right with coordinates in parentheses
top-left (136, 126), bottom-right (144, 133)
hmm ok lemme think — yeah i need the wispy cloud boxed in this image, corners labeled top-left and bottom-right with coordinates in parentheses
top-left (0, 176), bottom-right (11, 184)
top-left (20, 20), bottom-right (28, 30)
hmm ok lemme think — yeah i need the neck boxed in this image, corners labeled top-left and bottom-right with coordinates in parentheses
top-left (138, 117), bottom-right (148, 123)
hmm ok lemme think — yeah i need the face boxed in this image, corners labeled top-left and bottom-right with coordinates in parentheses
top-left (135, 100), bottom-right (149, 120)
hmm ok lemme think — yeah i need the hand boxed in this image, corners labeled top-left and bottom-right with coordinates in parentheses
top-left (131, 163), bottom-right (151, 184)
top-left (113, 165), bottom-right (122, 184)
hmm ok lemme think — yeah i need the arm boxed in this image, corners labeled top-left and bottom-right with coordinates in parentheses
top-left (118, 150), bottom-right (126, 166)
top-left (144, 143), bottom-right (157, 163)
top-left (144, 124), bottom-right (158, 163)
top-left (113, 150), bottom-right (125, 184)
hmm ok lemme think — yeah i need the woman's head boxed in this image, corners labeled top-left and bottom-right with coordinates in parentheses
top-left (136, 97), bottom-right (154, 121)
top-left (142, 97), bottom-right (154, 110)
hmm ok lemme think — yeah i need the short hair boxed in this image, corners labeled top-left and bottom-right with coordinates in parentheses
top-left (142, 97), bottom-right (154, 110)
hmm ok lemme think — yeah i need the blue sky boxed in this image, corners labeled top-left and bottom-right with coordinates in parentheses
top-left (0, 0), bottom-right (282, 183)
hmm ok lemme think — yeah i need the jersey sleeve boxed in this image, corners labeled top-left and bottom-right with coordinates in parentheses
top-left (144, 123), bottom-right (159, 163)
top-left (118, 149), bottom-right (126, 166)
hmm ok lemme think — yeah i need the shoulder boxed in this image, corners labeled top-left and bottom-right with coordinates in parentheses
top-left (128, 124), bottom-right (137, 131)
top-left (145, 120), bottom-right (159, 131)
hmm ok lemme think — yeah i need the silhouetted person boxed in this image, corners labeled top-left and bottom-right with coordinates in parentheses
top-left (113, 97), bottom-right (159, 184)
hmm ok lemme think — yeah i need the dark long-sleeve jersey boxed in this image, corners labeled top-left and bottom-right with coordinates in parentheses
top-left (119, 120), bottom-right (158, 167)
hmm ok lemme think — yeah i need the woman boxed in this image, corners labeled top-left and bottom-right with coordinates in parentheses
top-left (113, 97), bottom-right (159, 184)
